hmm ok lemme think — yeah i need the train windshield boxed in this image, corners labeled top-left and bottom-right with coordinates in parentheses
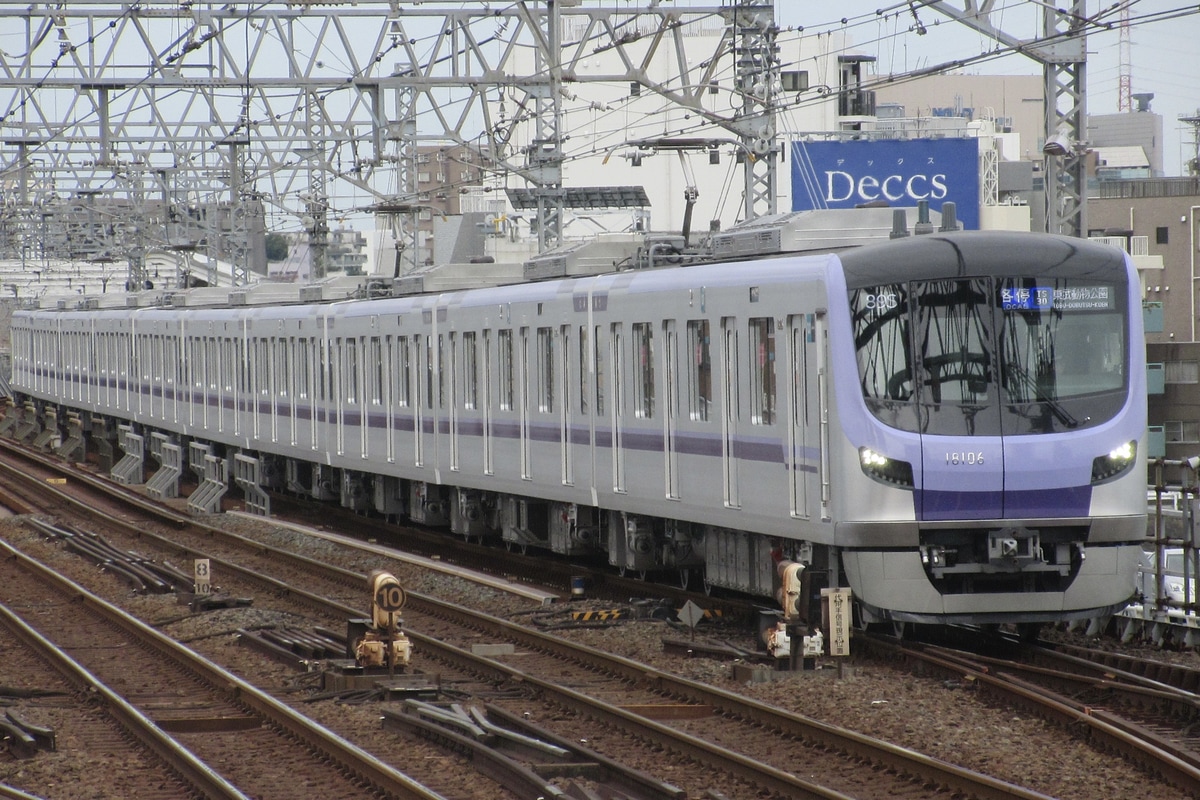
top-left (851, 276), bottom-right (1127, 435)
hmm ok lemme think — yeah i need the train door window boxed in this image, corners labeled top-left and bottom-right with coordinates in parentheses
top-left (594, 325), bottom-right (605, 415)
top-left (438, 334), bottom-right (447, 408)
top-left (347, 338), bottom-right (361, 412)
top-left (395, 336), bottom-right (411, 407)
top-left (448, 332), bottom-right (459, 470)
top-left (297, 339), bottom-right (311, 399)
top-left (425, 335), bottom-right (435, 410)
top-left (687, 320), bottom-right (711, 421)
top-left (368, 336), bottom-right (383, 406)
top-left (257, 339), bottom-right (270, 398)
top-left (578, 325), bottom-right (588, 415)
top-left (276, 339), bottom-right (289, 400)
top-left (537, 327), bottom-right (555, 413)
top-left (749, 317), bottom-right (776, 425)
top-left (498, 329), bottom-right (514, 411)
top-left (463, 332), bottom-right (478, 410)
top-left (632, 322), bottom-right (654, 419)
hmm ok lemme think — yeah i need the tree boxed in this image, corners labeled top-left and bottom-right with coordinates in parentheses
top-left (265, 232), bottom-right (289, 262)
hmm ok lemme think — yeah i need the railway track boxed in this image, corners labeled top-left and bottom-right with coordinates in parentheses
top-left (855, 633), bottom-right (1200, 797)
top-left (0, 537), bottom-right (443, 800)
top-left (0, 441), bottom-right (1059, 800)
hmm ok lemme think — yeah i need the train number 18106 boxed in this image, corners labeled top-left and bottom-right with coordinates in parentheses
top-left (945, 452), bottom-right (984, 465)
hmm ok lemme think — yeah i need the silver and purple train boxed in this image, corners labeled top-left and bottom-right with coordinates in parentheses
top-left (8, 228), bottom-right (1147, 626)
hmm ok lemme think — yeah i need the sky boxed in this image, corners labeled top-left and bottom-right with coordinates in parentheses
top-left (771, 1), bottom-right (1199, 176)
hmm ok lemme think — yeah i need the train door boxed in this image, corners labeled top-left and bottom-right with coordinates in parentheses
top-left (787, 315), bottom-right (811, 517)
top-left (663, 319), bottom-right (680, 499)
top-left (815, 312), bottom-right (831, 521)
top-left (558, 325), bottom-right (572, 485)
top-left (414, 334), bottom-right (426, 467)
top-left (382, 335), bottom-right (394, 463)
top-left (482, 330), bottom-right (494, 475)
top-left (610, 322), bottom-right (625, 493)
top-left (519, 326), bottom-right (532, 479)
top-left (721, 317), bottom-right (740, 507)
top-left (448, 331), bottom-right (459, 472)
top-left (151, 333), bottom-right (164, 421)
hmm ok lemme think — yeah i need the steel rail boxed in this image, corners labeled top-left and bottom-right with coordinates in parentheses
top-left (0, 538), bottom-right (448, 800)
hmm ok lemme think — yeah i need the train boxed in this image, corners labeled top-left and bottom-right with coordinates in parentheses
top-left (5, 218), bottom-right (1148, 629)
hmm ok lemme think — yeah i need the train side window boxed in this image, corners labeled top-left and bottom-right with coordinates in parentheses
top-left (498, 329), bottom-right (514, 411)
top-left (537, 327), bottom-right (554, 413)
top-left (749, 317), bottom-right (776, 425)
top-left (687, 320), bottom-right (711, 421)
top-left (463, 331), bottom-right (478, 410)
top-left (633, 322), bottom-right (654, 419)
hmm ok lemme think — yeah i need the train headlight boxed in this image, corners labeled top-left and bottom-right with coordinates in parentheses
top-left (1091, 440), bottom-right (1137, 484)
top-left (859, 447), bottom-right (914, 489)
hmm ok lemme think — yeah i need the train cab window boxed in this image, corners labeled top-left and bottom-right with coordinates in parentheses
top-left (537, 327), bottom-right (555, 413)
top-left (749, 318), bottom-right (776, 425)
top-left (463, 331), bottom-right (478, 410)
top-left (498, 329), bottom-right (514, 411)
top-left (633, 322), bottom-right (654, 419)
top-left (687, 320), bottom-right (712, 422)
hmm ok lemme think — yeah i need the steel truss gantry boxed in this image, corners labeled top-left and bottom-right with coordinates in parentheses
top-left (927, 0), bottom-right (1090, 238)
top-left (0, 2), bottom-right (784, 284)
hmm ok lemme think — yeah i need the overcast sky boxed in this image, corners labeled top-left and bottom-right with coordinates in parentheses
top-left (772, 2), bottom-right (1198, 176)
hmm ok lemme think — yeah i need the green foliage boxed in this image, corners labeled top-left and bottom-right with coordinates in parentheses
top-left (265, 232), bottom-right (289, 262)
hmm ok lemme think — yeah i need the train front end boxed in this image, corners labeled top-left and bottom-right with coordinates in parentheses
top-left (829, 232), bottom-right (1146, 626)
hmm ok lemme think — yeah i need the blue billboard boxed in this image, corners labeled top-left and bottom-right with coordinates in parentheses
top-left (790, 138), bottom-right (980, 230)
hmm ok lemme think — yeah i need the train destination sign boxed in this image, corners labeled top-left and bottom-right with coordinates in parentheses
top-left (1001, 285), bottom-right (1115, 311)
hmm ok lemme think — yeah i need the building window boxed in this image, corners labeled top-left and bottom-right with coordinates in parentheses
top-left (1164, 360), bottom-right (1199, 384)
top-left (1157, 226), bottom-right (1169, 245)
top-left (1164, 420), bottom-right (1200, 443)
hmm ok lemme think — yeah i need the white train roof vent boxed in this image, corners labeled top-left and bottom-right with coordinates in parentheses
top-left (390, 260), bottom-right (525, 296)
top-left (523, 234), bottom-right (644, 280)
top-left (710, 207), bottom-right (943, 259)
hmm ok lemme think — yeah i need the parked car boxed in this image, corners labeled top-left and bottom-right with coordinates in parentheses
top-left (1137, 547), bottom-right (1198, 606)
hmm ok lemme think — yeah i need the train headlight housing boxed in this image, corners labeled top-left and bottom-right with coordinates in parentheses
top-left (859, 447), bottom-right (914, 489)
top-left (1091, 440), bottom-right (1137, 484)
